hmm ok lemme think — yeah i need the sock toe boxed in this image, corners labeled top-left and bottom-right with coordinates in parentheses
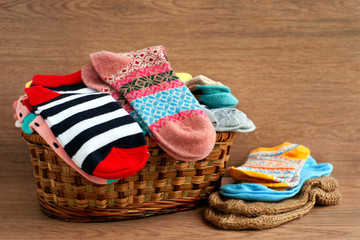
top-left (150, 113), bottom-right (216, 161)
top-left (92, 145), bottom-right (149, 179)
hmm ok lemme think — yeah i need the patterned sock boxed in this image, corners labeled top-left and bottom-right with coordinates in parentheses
top-left (25, 85), bottom-right (149, 179)
top-left (29, 114), bottom-right (116, 184)
top-left (229, 142), bottom-right (310, 188)
top-left (14, 94), bottom-right (116, 184)
top-left (90, 46), bottom-right (216, 161)
top-left (81, 63), bottom-right (148, 135)
top-left (221, 155), bottom-right (333, 201)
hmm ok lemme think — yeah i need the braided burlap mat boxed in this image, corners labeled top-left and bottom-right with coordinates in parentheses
top-left (204, 177), bottom-right (341, 230)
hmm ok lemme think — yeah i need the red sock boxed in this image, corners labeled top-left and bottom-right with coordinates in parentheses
top-left (32, 70), bottom-right (82, 87)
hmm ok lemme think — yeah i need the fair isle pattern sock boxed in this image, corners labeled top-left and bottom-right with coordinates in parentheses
top-left (25, 86), bottom-right (149, 179)
top-left (229, 142), bottom-right (310, 188)
top-left (90, 46), bottom-right (216, 161)
top-left (82, 63), bottom-right (123, 101)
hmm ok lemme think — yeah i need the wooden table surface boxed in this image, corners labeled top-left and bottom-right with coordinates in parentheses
top-left (1, 0), bottom-right (359, 239)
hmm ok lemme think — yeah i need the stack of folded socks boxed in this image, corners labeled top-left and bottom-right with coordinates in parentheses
top-left (204, 177), bottom-right (341, 230)
top-left (182, 75), bottom-right (256, 133)
top-left (204, 142), bottom-right (341, 230)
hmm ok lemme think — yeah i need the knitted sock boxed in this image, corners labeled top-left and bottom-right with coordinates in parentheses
top-left (210, 108), bottom-right (256, 133)
top-left (81, 63), bottom-right (123, 102)
top-left (229, 142), bottom-right (310, 188)
top-left (211, 177), bottom-right (339, 217)
top-left (191, 85), bottom-right (239, 108)
top-left (15, 92), bottom-right (118, 183)
top-left (27, 114), bottom-right (115, 184)
top-left (204, 177), bottom-right (341, 230)
top-left (221, 155), bottom-right (333, 201)
top-left (90, 46), bottom-right (216, 161)
top-left (25, 85), bottom-right (149, 179)
top-left (81, 63), bottom-right (148, 135)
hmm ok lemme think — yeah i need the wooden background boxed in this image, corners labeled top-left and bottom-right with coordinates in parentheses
top-left (1, 0), bottom-right (359, 239)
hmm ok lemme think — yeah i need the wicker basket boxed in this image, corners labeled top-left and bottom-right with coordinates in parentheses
top-left (22, 131), bottom-right (236, 222)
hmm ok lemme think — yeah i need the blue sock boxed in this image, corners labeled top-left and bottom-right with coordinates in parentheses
top-left (220, 155), bottom-right (333, 201)
top-left (22, 113), bottom-right (37, 134)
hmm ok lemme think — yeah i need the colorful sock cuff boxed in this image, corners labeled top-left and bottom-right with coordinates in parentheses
top-left (221, 155), bottom-right (333, 201)
top-left (32, 70), bottom-right (82, 87)
top-left (91, 46), bottom-right (168, 88)
top-left (229, 142), bottom-right (310, 188)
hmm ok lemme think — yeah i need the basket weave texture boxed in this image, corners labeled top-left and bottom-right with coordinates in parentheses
top-left (22, 131), bottom-right (236, 222)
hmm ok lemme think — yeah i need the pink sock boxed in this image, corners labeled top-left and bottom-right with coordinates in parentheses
top-left (90, 46), bottom-right (216, 161)
top-left (14, 95), bottom-right (31, 123)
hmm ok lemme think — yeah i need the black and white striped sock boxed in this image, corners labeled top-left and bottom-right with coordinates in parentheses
top-left (25, 85), bottom-right (149, 179)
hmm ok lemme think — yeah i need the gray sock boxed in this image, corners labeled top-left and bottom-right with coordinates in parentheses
top-left (211, 108), bottom-right (256, 133)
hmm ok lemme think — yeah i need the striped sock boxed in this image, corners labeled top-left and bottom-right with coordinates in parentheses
top-left (25, 85), bottom-right (149, 179)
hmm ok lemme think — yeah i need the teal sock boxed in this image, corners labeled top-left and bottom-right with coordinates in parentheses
top-left (194, 85), bottom-right (238, 108)
top-left (220, 155), bottom-right (333, 201)
top-left (22, 113), bottom-right (37, 134)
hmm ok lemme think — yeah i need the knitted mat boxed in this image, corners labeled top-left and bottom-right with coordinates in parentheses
top-left (204, 177), bottom-right (341, 230)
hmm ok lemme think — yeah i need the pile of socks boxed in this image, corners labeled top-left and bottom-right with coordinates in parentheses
top-left (204, 142), bottom-right (341, 230)
top-left (14, 46), bottom-right (238, 184)
top-left (182, 75), bottom-right (256, 133)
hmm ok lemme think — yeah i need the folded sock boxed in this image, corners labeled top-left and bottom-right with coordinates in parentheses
top-left (25, 84), bottom-right (149, 180)
top-left (229, 142), bottom-right (310, 188)
top-left (204, 177), bottom-right (341, 230)
top-left (90, 46), bottom-right (216, 161)
top-left (220, 155), bottom-right (333, 201)
top-left (210, 108), bottom-right (255, 133)
top-left (191, 85), bottom-right (238, 108)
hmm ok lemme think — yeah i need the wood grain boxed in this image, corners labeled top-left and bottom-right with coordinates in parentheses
top-left (1, 0), bottom-right (359, 239)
